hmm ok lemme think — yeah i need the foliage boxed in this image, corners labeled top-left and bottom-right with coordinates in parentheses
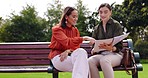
top-left (118, 0), bottom-right (147, 42)
top-left (0, 5), bottom-right (48, 42)
top-left (144, 26), bottom-right (148, 41)
top-left (0, 0), bottom-right (147, 43)
top-left (87, 11), bottom-right (100, 33)
top-left (0, 17), bottom-right (2, 26)
top-left (140, 59), bottom-right (148, 64)
top-left (134, 39), bottom-right (148, 59)
top-left (110, 0), bottom-right (148, 43)
top-left (45, 0), bottom-right (63, 41)
top-left (75, 0), bottom-right (92, 36)
top-left (45, 0), bottom-right (93, 39)
top-left (112, 4), bottom-right (125, 26)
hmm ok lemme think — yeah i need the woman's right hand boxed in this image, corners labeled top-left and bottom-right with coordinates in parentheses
top-left (59, 49), bottom-right (71, 62)
top-left (91, 48), bottom-right (96, 55)
top-left (83, 36), bottom-right (95, 45)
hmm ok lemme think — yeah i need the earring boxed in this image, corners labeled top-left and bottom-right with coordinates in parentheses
top-left (65, 18), bottom-right (68, 23)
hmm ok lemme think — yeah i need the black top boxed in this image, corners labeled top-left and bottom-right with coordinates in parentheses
top-left (92, 18), bottom-right (123, 52)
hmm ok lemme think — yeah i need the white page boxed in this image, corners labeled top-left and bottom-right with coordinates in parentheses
top-left (93, 33), bottom-right (130, 52)
top-left (112, 33), bottom-right (130, 45)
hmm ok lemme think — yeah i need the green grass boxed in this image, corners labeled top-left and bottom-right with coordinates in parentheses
top-left (0, 64), bottom-right (147, 78)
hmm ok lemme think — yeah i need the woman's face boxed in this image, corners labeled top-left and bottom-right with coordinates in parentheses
top-left (99, 7), bottom-right (111, 22)
top-left (66, 10), bottom-right (78, 26)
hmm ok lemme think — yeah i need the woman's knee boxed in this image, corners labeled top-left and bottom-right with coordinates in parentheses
top-left (88, 56), bottom-right (99, 67)
top-left (74, 48), bottom-right (87, 55)
top-left (88, 58), bottom-right (93, 65)
top-left (100, 57), bottom-right (111, 65)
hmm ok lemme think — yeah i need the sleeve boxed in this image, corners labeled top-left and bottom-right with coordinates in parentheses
top-left (113, 22), bottom-right (123, 52)
top-left (91, 26), bottom-right (99, 47)
top-left (113, 22), bottom-right (123, 37)
top-left (52, 27), bottom-right (83, 49)
top-left (92, 26), bottom-right (98, 39)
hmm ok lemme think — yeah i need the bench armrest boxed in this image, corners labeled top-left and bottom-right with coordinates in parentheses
top-left (133, 52), bottom-right (140, 63)
top-left (126, 39), bottom-right (134, 50)
top-left (133, 52), bottom-right (143, 71)
top-left (125, 39), bottom-right (143, 71)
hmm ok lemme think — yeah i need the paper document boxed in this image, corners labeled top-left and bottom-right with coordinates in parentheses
top-left (93, 33), bottom-right (130, 52)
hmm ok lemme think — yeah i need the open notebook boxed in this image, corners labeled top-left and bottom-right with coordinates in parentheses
top-left (93, 33), bottom-right (130, 52)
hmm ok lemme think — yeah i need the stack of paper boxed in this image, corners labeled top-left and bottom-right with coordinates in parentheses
top-left (93, 33), bottom-right (130, 52)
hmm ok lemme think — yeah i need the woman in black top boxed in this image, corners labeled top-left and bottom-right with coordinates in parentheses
top-left (88, 3), bottom-right (123, 78)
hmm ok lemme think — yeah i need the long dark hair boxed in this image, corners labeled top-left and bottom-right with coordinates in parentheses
top-left (98, 3), bottom-right (112, 12)
top-left (60, 6), bottom-right (76, 28)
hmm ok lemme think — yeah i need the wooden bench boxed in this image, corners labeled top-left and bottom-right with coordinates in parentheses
top-left (0, 39), bottom-right (143, 78)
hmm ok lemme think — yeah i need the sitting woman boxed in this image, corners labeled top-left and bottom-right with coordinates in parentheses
top-left (88, 3), bottom-right (123, 78)
top-left (48, 6), bottom-right (94, 78)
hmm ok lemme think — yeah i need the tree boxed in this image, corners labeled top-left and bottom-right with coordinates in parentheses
top-left (87, 11), bottom-right (100, 32)
top-left (45, 0), bottom-right (92, 40)
top-left (122, 0), bottom-right (148, 41)
top-left (0, 5), bottom-right (47, 42)
top-left (0, 17), bottom-right (2, 26)
top-left (75, 0), bottom-right (92, 36)
top-left (111, 0), bottom-right (148, 42)
top-left (111, 0), bottom-right (148, 58)
top-left (45, 0), bottom-right (63, 41)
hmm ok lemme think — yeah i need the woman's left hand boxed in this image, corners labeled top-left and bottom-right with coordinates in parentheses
top-left (99, 43), bottom-right (113, 52)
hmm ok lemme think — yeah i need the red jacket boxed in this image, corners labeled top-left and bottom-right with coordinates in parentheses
top-left (48, 25), bottom-right (83, 59)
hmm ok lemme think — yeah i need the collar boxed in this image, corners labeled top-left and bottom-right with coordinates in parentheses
top-left (107, 18), bottom-right (114, 25)
top-left (100, 17), bottom-right (113, 25)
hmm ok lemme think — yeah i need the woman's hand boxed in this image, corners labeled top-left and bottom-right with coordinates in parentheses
top-left (59, 50), bottom-right (71, 62)
top-left (91, 48), bottom-right (96, 55)
top-left (99, 43), bottom-right (113, 52)
top-left (83, 36), bottom-right (95, 45)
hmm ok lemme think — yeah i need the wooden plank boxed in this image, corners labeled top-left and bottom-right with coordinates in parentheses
top-left (0, 60), bottom-right (50, 66)
top-left (0, 45), bottom-right (49, 49)
top-left (0, 55), bottom-right (49, 60)
top-left (122, 42), bottom-right (128, 47)
top-left (0, 65), bottom-right (49, 72)
top-left (80, 44), bottom-right (92, 48)
top-left (0, 42), bottom-right (50, 45)
top-left (122, 40), bottom-right (128, 47)
top-left (0, 49), bottom-right (50, 55)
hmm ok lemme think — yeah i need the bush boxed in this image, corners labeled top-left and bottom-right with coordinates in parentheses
top-left (134, 39), bottom-right (148, 59)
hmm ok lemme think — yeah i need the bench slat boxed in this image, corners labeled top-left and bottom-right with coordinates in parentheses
top-left (0, 49), bottom-right (50, 55)
top-left (0, 55), bottom-right (48, 60)
top-left (0, 60), bottom-right (50, 66)
top-left (0, 66), bottom-right (50, 72)
top-left (0, 44), bottom-right (49, 49)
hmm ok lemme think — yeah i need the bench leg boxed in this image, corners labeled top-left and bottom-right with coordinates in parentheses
top-left (132, 71), bottom-right (138, 78)
top-left (53, 72), bottom-right (58, 78)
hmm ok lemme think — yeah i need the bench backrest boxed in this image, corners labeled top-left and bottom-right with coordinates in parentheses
top-left (0, 42), bottom-right (50, 66)
top-left (0, 39), bottom-right (130, 66)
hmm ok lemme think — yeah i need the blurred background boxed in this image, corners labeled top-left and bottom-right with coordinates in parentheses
top-left (0, 0), bottom-right (147, 64)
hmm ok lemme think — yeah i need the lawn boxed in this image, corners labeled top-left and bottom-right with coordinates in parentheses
top-left (0, 64), bottom-right (147, 78)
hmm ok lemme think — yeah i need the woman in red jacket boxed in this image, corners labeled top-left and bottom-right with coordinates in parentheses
top-left (48, 6), bottom-right (94, 78)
